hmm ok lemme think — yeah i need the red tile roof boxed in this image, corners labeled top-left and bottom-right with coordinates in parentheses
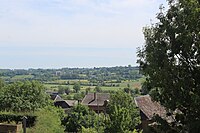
top-left (134, 95), bottom-right (167, 120)
top-left (82, 93), bottom-right (110, 106)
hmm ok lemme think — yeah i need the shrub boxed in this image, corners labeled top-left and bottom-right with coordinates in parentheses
top-left (27, 106), bottom-right (65, 133)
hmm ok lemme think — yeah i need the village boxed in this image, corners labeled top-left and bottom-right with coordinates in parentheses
top-left (0, 78), bottom-right (170, 133)
top-left (0, 0), bottom-right (199, 132)
top-left (49, 90), bottom-right (169, 133)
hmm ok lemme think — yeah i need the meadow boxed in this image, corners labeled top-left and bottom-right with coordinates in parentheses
top-left (44, 78), bottom-right (144, 92)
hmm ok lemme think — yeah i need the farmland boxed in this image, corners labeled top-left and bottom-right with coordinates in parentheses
top-left (44, 78), bottom-right (144, 92)
top-left (0, 66), bottom-right (144, 100)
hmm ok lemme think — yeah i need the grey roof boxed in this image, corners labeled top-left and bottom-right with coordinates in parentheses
top-left (134, 95), bottom-right (166, 120)
top-left (54, 100), bottom-right (78, 108)
top-left (50, 94), bottom-right (63, 102)
top-left (82, 93), bottom-right (110, 106)
top-left (51, 95), bottom-right (77, 107)
top-left (65, 100), bottom-right (78, 107)
top-left (54, 95), bottom-right (63, 102)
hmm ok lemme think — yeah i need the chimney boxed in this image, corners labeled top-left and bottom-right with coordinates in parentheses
top-left (94, 92), bottom-right (97, 100)
top-left (88, 92), bottom-right (97, 104)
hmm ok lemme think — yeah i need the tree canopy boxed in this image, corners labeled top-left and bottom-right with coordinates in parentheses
top-left (62, 104), bottom-right (104, 132)
top-left (73, 82), bottom-right (81, 93)
top-left (27, 106), bottom-right (65, 133)
top-left (106, 91), bottom-right (140, 133)
top-left (138, 0), bottom-right (200, 132)
top-left (0, 66), bottom-right (142, 82)
top-left (0, 80), bottom-right (50, 112)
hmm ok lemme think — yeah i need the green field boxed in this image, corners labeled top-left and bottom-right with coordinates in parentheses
top-left (44, 78), bottom-right (145, 92)
top-left (11, 75), bottom-right (34, 80)
top-left (0, 75), bottom-right (34, 81)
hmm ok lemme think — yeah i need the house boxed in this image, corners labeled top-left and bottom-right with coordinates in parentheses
top-left (50, 94), bottom-right (63, 102)
top-left (48, 92), bottom-right (78, 112)
top-left (134, 95), bottom-right (168, 132)
top-left (54, 100), bottom-right (78, 112)
top-left (82, 92), bottom-right (110, 113)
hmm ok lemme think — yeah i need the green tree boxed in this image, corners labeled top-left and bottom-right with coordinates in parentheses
top-left (64, 86), bottom-right (70, 95)
top-left (140, 82), bottom-right (149, 95)
top-left (58, 85), bottom-right (65, 94)
top-left (0, 78), bottom-right (5, 89)
top-left (123, 87), bottom-right (131, 94)
top-left (137, 0), bottom-right (200, 132)
top-left (73, 82), bottom-right (81, 93)
top-left (106, 91), bottom-right (140, 133)
top-left (27, 106), bottom-right (65, 133)
top-left (94, 86), bottom-right (102, 92)
top-left (62, 104), bottom-right (104, 132)
top-left (85, 87), bottom-right (91, 94)
top-left (73, 93), bottom-right (84, 100)
top-left (0, 81), bottom-right (50, 112)
top-left (81, 126), bottom-right (98, 133)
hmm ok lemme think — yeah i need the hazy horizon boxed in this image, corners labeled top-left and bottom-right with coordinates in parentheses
top-left (0, 0), bottom-right (167, 69)
top-left (1, 64), bottom-right (139, 70)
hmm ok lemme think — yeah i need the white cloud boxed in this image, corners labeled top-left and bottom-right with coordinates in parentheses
top-left (0, 0), bottom-right (166, 48)
top-left (0, 0), bottom-right (169, 68)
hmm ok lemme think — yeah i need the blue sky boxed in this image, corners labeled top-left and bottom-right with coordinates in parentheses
top-left (0, 0), bottom-right (167, 69)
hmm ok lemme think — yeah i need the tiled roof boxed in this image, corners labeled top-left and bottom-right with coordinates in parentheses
top-left (54, 100), bottom-right (78, 108)
top-left (50, 94), bottom-right (63, 102)
top-left (65, 100), bottom-right (78, 107)
top-left (54, 95), bottom-right (63, 102)
top-left (134, 95), bottom-right (166, 120)
top-left (82, 93), bottom-right (110, 106)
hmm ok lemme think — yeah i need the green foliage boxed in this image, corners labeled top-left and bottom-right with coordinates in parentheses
top-left (62, 104), bottom-right (104, 132)
top-left (81, 126), bottom-right (98, 133)
top-left (58, 85), bottom-right (65, 94)
top-left (64, 86), bottom-right (70, 95)
top-left (127, 129), bottom-right (143, 133)
top-left (58, 85), bottom-right (71, 95)
top-left (27, 106), bottom-right (65, 133)
top-left (134, 88), bottom-right (140, 95)
top-left (94, 86), bottom-right (102, 92)
top-left (0, 112), bottom-right (36, 127)
top-left (0, 81), bottom-right (50, 112)
top-left (138, 0), bottom-right (200, 132)
top-left (140, 82), bottom-right (149, 95)
top-left (123, 87), bottom-right (131, 94)
top-left (106, 106), bottom-right (132, 132)
top-left (73, 82), bottom-right (81, 93)
top-left (0, 66), bottom-right (142, 82)
top-left (85, 87), bottom-right (91, 94)
top-left (0, 78), bottom-right (5, 89)
top-left (64, 95), bottom-right (73, 100)
top-left (106, 91), bottom-right (140, 133)
top-left (73, 93), bottom-right (84, 100)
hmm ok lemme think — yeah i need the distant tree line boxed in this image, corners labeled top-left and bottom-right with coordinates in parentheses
top-left (0, 66), bottom-right (142, 82)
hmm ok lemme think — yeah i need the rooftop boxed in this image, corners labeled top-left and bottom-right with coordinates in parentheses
top-left (134, 95), bottom-right (166, 120)
top-left (82, 93), bottom-right (110, 106)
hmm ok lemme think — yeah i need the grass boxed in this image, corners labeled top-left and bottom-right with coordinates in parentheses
top-left (53, 79), bottom-right (90, 84)
top-left (44, 78), bottom-right (145, 100)
top-left (11, 75), bottom-right (34, 80)
top-left (0, 76), bottom-right (10, 80)
top-left (44, 78), bottom-right (144, 92)
top-left (101, 86), bottom-right (121, 91)
top-left (0, 75), bottom-right (34, 81)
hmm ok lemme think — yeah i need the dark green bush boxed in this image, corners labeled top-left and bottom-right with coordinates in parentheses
top-left (0, 113), bottom-right (36, 127)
